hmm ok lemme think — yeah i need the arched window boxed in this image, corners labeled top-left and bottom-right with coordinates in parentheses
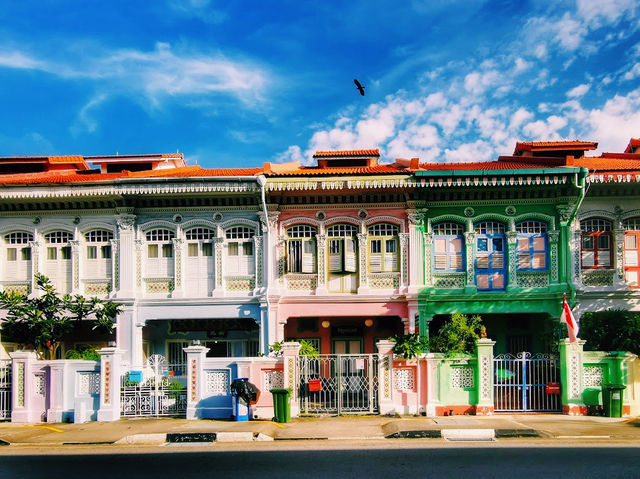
top-left (145, 228), bottom-right (175, 278)
top-left (432, 222), bottom-right (464, 272)
top-left (368, 223), bottom-right (399, 272)
top-left (84, 229), bottom-right (113, 280)
top-left (225, 226), bottom-right (255, 275)
top-left (474, 221), bottom-right (506, 290)
top-left (44, 231), bottom-right (73, 293)
top-left (516, 220), bottom-right (548, 271)
top-left (580, 218), bottom-right (612, 269)
top-left (326, 224), bottom-right (358, 274)
top-left (4, 231), bottom-right (33, 282)
top-left (286, 225), bottom-right (317, 274)
top-left (623, 218), bottom-right (640, 287)
top-left (184, 227), bottom-right (216, 295)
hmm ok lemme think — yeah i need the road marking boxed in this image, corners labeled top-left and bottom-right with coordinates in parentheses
top-left (29, 426), bottom-right (64, 433)
top-left (556, 435), bottom-right (610, 439)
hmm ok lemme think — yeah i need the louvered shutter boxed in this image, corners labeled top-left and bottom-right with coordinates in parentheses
top-left (384, 253), bottom-right (397, 271)
top-left (344, 238), bottom-right (357, 273)
top-left (328, 239), bottom-right (343, 272)
top-left (302, 239), bottom-right (316, 273)
top-left (370, 254), bottom-right (382, 272)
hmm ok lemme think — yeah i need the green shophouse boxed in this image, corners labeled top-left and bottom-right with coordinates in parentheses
top-left (414, 141), bottom-right (591, 356)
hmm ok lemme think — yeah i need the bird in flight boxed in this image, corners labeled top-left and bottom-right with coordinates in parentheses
top-left (354, 79), bottom-right (365, 96)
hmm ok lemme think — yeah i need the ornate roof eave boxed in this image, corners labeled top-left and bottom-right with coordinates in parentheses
top-left (414, 174), bottom-right (572, 188)
top-left (265, 175), bottom-right (413, 191)
top-left (586, 173), bottom-right (640, 184)
top-left (0, 178), bottom-right (261, 200)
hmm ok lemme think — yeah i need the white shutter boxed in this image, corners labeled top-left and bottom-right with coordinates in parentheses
top-left (344, 238), bottom-right (357, 273)
top-left (625, 250), bottom-right (638, 267)
top-left (328, 239), bottom-right (342, 272)
top-left (582, 251), bottom-right (595, 267)
top-left (370, 255), bottom-right (382, 272)
top-left (384, 253), bottom-right (398, 271)
top-left (301, 239), bottom-right (316, 273)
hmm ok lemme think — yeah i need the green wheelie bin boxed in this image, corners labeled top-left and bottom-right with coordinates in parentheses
top-left (603, 383), bottom-right (626, 418)
top-left (270, 388), bottom-right (291, 423)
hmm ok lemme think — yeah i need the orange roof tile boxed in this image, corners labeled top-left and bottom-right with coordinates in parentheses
top-left (265, 165), bottom-right (405, 176)
top-left (625, 139), bottom-right (640, 153)
top-left (313, 149), bottom-right (380, 158)
top-left (574, 157), bottom-right (640, 171)
top-left (514, 140), bottom-right (598, 154)
top-left (417, 157), bottom-right (571, 171)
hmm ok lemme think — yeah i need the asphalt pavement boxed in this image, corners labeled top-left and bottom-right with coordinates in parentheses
top-left (1, 414), bottom-right (640, 447)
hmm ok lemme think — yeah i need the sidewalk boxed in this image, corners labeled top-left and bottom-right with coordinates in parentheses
top-left (1, 414), bottom-right (639, 446)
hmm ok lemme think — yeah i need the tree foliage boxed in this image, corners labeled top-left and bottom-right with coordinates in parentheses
top-left (429, 313), bottom-right (483, 355)
top-left (580, 309), bottom-right (640, 354)
top-left (0, 273), bottom-right (122, 359)
top-left (389, 333), bottom-right (429, 359)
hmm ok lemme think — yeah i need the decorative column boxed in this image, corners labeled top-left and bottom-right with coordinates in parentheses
top-left (316, 234), bottom-right (328, 295)
top-left (475, 338), bottom-right (495, 415)
top-left (28, 240), bottom-right (40, 295)
top-left (212, 237), bottom-right (224, 297)
top-left (556, 204), bottom-right (572, 286)
top-left (115, 213), bottom-right (137, 298)
top-left (253, 235), bottom-right (263, 294)
top-left (464, 232), bottom-right (476, 293)
top-left (399, 232), bottom-right (409, 293)
top-left (424, 352), bottom-right (441, 417)
top-left (97, 347), bottom-right (123, 422)
top-left (506, 231), bottom-right (517, 291)
top-left (258, 210), bottom-right (280, 295)
top-left (559, 339), bottom-right (586, 415)
top-left (357, 233), bottom-right (369, 294)
top-left (377, 340), bottom-right (395, 415)
top-left (70, 240), bottom-right (80, 294)
top-left (424, 233), bottom-right (433, 287)
top-left (406, 209), bottom-right (425, 293)
top-left (10, 351), bottom-right (38, 423)
top-left (614, 227), bottom-right (626, 287)
top-left (548, 230), bottom-right (560, 284)
top-left (110, 239), bottom-right (120, 295)
top-left (171, 238), bottom-right (184, 298)
top-left (418, 313), bottom-right (434, 342)
top-left (282, 342), bottom-right (301, 417)
top-left (183, 344), bottom-right (210, 420)
top-left (134, 239), bottom-right (143, 295)
top-left (276, 234), bottom-right (286, 289)
top-left (572, 228), bottom-right (583, 287)
top-left (46, 362), bottom-right (65, 423)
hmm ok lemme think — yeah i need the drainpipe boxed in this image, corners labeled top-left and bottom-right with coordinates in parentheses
top-left (256, 175), bottom-right (270, 355)
top-left (564, 168), bottom-right (588, 305)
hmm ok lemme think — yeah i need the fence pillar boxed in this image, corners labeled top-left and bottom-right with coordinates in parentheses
top-left (424, 354), bottom-right (441, 417)
top-left (559, 339), bottom-right (586, 415)
top-left (183, 345), bottom-right (209, 420)
top-left (46, 362), bottom-right (65, 423)
top-left (475, 338), bottom-right (495, 415)
top-left (97, 347), bottom-right (123, 422)
top-left (377, 340), bottom-right (395, 415)
top-left (282, 342), bottom-right (301, 418)
top-left (10, 351), bottom-right (38, 423)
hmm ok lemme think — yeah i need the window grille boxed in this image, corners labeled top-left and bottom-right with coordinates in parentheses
top-left (225, 226), bottom-right (255, 239)
top-left (474, 221), bottom-right (505, 234)
top-left (327, 224), bottom-right (357, 237)
top-left (581, 218), bottom-right (612, 232)
top-left (85, 229), bottom-right (113, 242)
top-left (516, 221), bottom-right (548, 271)
top-left (45, 231), bottom-right (72, 243)
top-left (287, 225), bottom-right (317, 238)
top-left (623, 218), bottom-right (640, 230)
top-left (432, 222), bottom-right (464, 235)
top-left (146, 229), bottom-right (175, 241)
top-left (4, 232), bottom-right (33, 244)
top-left (516, 220), bottom-right (547, 234)
top-left (185, 228), bottom-right (216, 240)
top-left (368, 223), bottom-right (399, 236)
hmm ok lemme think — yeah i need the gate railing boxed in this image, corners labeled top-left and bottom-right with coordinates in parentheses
top-left (298, 354), bottom-right (378, 415)
top-left (494, 352), bottom-right (561, 412)
top-left (121, 355), bottom-right (187, 417)
top-left (0, 360), bottom-right (10, 421)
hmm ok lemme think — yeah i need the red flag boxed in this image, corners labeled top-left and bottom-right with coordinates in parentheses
top-left (560, 294), bottom-right (579, 342)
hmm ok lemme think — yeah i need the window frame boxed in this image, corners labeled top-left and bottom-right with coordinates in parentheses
top-left (580, 218), bottom-right (612, 270)
top-left (286, 225), bottom-right (317, 274)
top-left (515, 221), bottom-right (548, 272)
top-left (368, 223), bottom-right (399, 273)
top-left (474, 221), bottom-right (507, 291)
top-left (224, 226), bottom-right (256, 276)
top-left (432, 222), bottom-right (465, 273)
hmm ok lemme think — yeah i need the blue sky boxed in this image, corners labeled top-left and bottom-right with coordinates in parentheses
top-left (0, 0), bottom-right (639, 167)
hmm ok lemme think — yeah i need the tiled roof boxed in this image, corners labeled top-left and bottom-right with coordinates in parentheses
top-left (417, 157), bottom-right (570, 171)
top-left (0, 166), bottom-right (263, 185)
top-left (625, 139), bottom-right (640, 153)
top-left (514, 140), bottom-right (598, 154)
top-left (85, 153), bottom-right (184, 160)
top-left (313, 149), bottom-right (380, 158)
top-left (265, 164), bottom-right (405, 176)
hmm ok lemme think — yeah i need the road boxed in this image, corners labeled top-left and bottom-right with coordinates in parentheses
top-left (1, 442), bottom-right (640, 478)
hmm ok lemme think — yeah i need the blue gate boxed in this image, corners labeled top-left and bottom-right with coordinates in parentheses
top-left (494, 352), bottom-right (561, 412)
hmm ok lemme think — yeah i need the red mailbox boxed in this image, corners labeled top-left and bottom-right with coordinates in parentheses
top-left (308, 379), bottom-right (322, 392)
top-left (545, 382), bottom-right (560, 394)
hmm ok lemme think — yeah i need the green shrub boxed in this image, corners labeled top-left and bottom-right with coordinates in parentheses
top-left (580, 309), bottom-right (640, 354)
top-left (64, 345), bottom-right (100, 360)
top-left (389, 333), bottom-right (429, 359)
top-left (429, 313), bottom-right (483, 355)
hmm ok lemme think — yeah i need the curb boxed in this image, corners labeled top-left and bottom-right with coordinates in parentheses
top-left (386, 428), bottom-right (540, 439)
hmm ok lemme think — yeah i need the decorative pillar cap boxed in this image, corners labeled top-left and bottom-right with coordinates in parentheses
top-left (96, 347), bottom-right (124, 356)
top-left (183, 345), bottom-right (210, 354)
top-left (9, 350), bottom-right (38, 360)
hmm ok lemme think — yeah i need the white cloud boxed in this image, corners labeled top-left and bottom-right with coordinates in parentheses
top-left (522, 115), bottom-right (568, 139)
top-left (567, 83), bottom-right (591, 98)
top-left (624, 63), bottom-right (640, 80)
top-left (464, 70), bottom-right (500, 95)
top-left (0, 51), bottom-right (43, 70)
top-left (167, 0), bottom-right (228, 24)
top-left (577, 0), bottom-right (637, 28)
top-left (444, 140), bottom-right (493, 163)
top-left (71, 93), bottom-right (108, 135)
top-left (509, 108), bottom-right (534, 130)
top-left (514, 57), bottom-right (532, 74)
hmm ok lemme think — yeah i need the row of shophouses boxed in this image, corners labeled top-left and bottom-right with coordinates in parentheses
top-left (1, 139), bottom-right (640, 423)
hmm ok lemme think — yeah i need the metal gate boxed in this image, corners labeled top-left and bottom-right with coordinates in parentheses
top-left (0, 360), bottom-right (10, 421)
top-left (298, 354), bottom-right (378, 415)
top-left (121, 355), bottom-right (187, 417)
top-left (494, 352), bottom-right (561, 412)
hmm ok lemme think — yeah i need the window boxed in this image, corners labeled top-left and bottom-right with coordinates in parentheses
top-left (145, 228), bottom-right (175, 278)
top-left (184, 227), bottom-right (216, 296)
top-left (368, 223), bottom-right (399, 272)
top-left (327, 224), bottom-right (358, 274)
top-left (225, 226), bottom-right (255, 275)
top-left (84, 229), bottom-right (113, 280)
top-left (623, 218), bottom-right (640, 287)
top-left (3, 232), bottom-right (33, 283)
top-left (432, 222), bottom-right (465, 272)
top-left (516, 221), bottom-right (548, 271)
top-left (44, 231), bottom-right (73, 293)
top-left (580, 218), bottom-right (612, 269)
top-left (474, 221), bottom-right (506, 290)
top-left (287, 225), bottom-right (317, 274)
